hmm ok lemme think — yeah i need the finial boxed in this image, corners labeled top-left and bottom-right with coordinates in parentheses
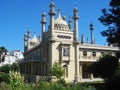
top-left (90, 22), bottom-right (94, 30)
top-left (38, 35), bottom-right (41, 42)
top-left (81, 34), bottom-right (84, 44)
top-left (62, 16), bottom-right (66, 20)
top-left (50, 0), bottom-right (55, 7)
top-left (49, 0), bottom-right (56, 16)
top-left (74, 0), bottom-right (78, 11)
top-left (58, 8), bottom-right (61, 18)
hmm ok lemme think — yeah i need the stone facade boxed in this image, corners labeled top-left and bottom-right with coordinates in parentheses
top-left (20, 1), bottom-right (119, 82)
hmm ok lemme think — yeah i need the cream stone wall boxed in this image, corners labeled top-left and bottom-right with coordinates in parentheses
top-left (21, 1), bottom-right (120, 82)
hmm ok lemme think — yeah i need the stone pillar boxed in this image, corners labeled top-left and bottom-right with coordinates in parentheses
top-left (41, 12), bottom-right (46, 41)
top-left (74, 45), bottom-right (80, 81)
top-left (48, 1), bottom-right (56, 39)
top-left (73, 6), bottom-right (80, 82)
top-left (48, 42), bottom-right (55, 77)
top-left (79, 62), bottom-right (83, 80)
top-left (59, 44), bottom-right (63, 64)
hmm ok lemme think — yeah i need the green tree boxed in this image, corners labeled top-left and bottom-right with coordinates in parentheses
top-left (50, 62), bottom-right (64, 80)
top-left (88, 54), bottom-right (119, 79)
top-left (98, 0), bottom-right (120, 46)
top-left (0, 46), bottom-right (7, 62)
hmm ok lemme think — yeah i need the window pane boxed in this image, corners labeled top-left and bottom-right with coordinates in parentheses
top-left (63, 47), bottom-right (69, 56)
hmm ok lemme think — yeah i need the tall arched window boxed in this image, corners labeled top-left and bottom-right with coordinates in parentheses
top-left (63, 47), bottom-right (70, 57)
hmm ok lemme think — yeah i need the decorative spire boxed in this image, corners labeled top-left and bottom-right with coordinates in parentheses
top-left (58, 8), bottom-right (61, 18)
top-left (90, 23), bottom-right (94, 30)
top-left (38, 35), bottom-right (41, 42)
top-left (27, 28), bottom-right (30, 38)
top-left (41, 12), bottom-right (46, 24)
top-left (33, 32), bottom-right (36, 38)
top-left (49, 1), bottom-right (56, 16)
top-left (68, 16), bottom-right (72, 30)
top-left (73, 7), bottom-right (79, 20)
top-left (81, 34), bottom-right (84, 44)
top-left (62, 11), bottom-right (66, 20)
top-left (62, 16), bottom-right (66, 20)
top-left (90, 23), bottom-right (94, 44)
top-left (73, 6), bottom-right (79, 42)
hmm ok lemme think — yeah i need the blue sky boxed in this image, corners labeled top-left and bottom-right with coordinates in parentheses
top-left (0, 0), bottom-right (110, 52)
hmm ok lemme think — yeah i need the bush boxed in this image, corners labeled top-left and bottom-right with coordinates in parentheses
top-left (0, 72), bottom-right (9, 83)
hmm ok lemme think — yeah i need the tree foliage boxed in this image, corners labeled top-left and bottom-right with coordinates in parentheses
top-left (98, 0), bottom-right (120, 45)
top-left (50, 62), bottom-right (64, 80)
top-left (0, 46), bottom-right (7, 53)
top-left (0, 46), bottom-right (7, 62)
top-left (88, 54), bottom-right (119, 79)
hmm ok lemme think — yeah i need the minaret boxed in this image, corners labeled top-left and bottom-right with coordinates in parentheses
top-left (68, 16), bottom-right (72, 30)
top-left (24, 33), bottom-right (27, 57)
top-left (73, 6), bottom-right (80, 81)
top-left (48, 1), bottom-right (56, 74)
top-left (73, 7), bottom-right (79, 42)
top-left (27, 29), bottom-right (31, 50)
top-left (41, 12), bottom-right (46, 41)
top-left (49, 1), bottom-right (56, 40)
top-left (90, 23), bottom-right (94, 44)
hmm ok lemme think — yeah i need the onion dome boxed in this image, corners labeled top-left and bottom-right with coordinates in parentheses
top-left (30, 32), bottom-right (38, 45)
top-left (54, 9), bottom-right (69, 31)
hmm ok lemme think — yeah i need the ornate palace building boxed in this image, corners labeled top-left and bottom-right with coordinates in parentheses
top-left (20, 1), bottom-right (119, 82)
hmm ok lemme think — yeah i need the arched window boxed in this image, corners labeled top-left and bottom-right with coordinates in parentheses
top-left (92, 51), bottom-right (96, 57)
top-left (83, 51), bottom-right (87, 56)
